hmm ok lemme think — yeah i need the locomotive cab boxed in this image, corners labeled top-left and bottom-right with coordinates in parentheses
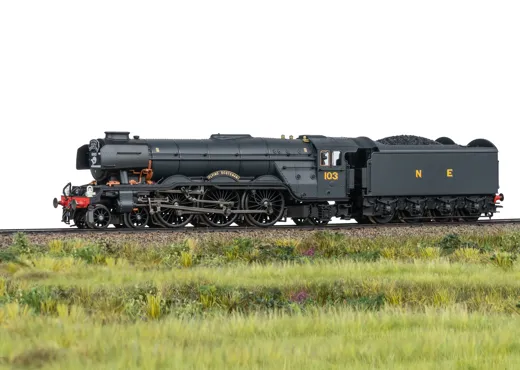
top-left (316, 148), bottom-right (347, 198)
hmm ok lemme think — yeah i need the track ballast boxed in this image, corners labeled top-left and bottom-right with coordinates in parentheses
top-left (2, 218), bottom-right (519, 235)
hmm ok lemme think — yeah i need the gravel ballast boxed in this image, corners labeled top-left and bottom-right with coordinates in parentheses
top-left (1, 223), bottom-right (519, 248)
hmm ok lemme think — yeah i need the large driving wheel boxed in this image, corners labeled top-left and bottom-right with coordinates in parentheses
top-left (201, 188), bottom-right (240, 227)
top-left (86, 204), bottom-right (112, 229)
top-left (242, 189), bottom-right (285, 227)
top-left (155, 192), bottom-right (194, 228)
top-left (124, 207), bottom-right (150, 228)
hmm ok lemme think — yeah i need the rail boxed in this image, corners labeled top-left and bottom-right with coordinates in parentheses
top-left (1, 218), bottom-right (519, 235)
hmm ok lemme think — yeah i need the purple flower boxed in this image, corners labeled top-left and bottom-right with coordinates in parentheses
top-left (290, 290), bottom-right (309, 303)
top-left (302, 248), bottom-right (315, 256)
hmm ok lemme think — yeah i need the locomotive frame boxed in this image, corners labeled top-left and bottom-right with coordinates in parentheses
top-left (53, 131), bottom-right (504, 229)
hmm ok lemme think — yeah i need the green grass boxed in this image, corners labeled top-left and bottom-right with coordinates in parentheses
top-left (1, 230), bottom-right (520, 369)
top-left (2, 306), bottom-right (520, 369)
top-left (1, 259), bottom-right (518, 322)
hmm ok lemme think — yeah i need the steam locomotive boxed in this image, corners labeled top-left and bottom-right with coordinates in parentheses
top-left (53, 131), bottom-right (504, 228)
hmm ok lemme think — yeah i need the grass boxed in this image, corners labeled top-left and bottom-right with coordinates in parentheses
top-left (1, 259), bottom-right (518, 322)
top-left (2, 306), bottom-right (520, 369)
top-left (1, 229), bottom-right (520, 368)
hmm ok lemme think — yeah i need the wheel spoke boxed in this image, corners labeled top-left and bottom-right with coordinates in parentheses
top-left (86, 205), bottom-right (111, 229)
top-left (155, 190), bottom-right (195, 228)
top-left (201, 189), bottom-right (240, 227)
top-left (124, 207), bottom-right (150, 228)
top-left (243, 189), bottom-right (285, 227)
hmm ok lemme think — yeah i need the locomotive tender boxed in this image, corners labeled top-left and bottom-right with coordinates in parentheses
top-left (53, 131), bottom-right (504, 228)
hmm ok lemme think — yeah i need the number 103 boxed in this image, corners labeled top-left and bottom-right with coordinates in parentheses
top-left (323, 172), bottom-right (339, 180)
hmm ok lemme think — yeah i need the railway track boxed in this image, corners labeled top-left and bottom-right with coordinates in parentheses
top-left (2, 218), bottom-right (520, 235)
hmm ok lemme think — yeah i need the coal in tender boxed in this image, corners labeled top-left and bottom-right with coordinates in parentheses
top-left (376, 135), bottom-right (441, 145)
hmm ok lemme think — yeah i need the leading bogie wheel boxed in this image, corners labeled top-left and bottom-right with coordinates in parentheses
top-left (86, 204), bottom-right (112, 229)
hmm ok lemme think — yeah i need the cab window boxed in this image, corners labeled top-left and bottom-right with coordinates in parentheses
top-left (332, 151), bottom-right (341, 166)
top-left (320, 150), bottom-right (330, 166)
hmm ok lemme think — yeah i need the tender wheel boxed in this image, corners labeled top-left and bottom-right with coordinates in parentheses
top-left (201, 189), bottom-right (240, 227)
top-left (368, 212), bottom-right (395, 224)
top-left (155, 192), bottom-right (194, 228)
top-left (458, 209), bottom-right (480, 222)
top-left (429, 209), bottom-right (457, 223)
top-left (242, 189), bottom-right (285, 227)
top-left (398, 210), bottom-right (422, 223)
top-left (86, 204), bottom-right (111, 229)
top-left (124, 207), bottom-right (150, 228)
top-left (425, 209), bottom-right (439, 222)
top-left (73, 210), bottom-right (88, 229)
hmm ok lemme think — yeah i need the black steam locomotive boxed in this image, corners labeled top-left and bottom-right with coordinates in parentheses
top-left (53, 131), bottom-right (504, 228)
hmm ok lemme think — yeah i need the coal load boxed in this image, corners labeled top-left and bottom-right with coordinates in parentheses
top-left (376, 135), bottom-right (441, 145)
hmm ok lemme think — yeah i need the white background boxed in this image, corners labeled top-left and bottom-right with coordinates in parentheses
top-left (0, 1), bottom-right (518, 229)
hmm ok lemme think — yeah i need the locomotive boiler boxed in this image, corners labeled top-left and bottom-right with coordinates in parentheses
top-left (53, 131), bottom-right (504, 229)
